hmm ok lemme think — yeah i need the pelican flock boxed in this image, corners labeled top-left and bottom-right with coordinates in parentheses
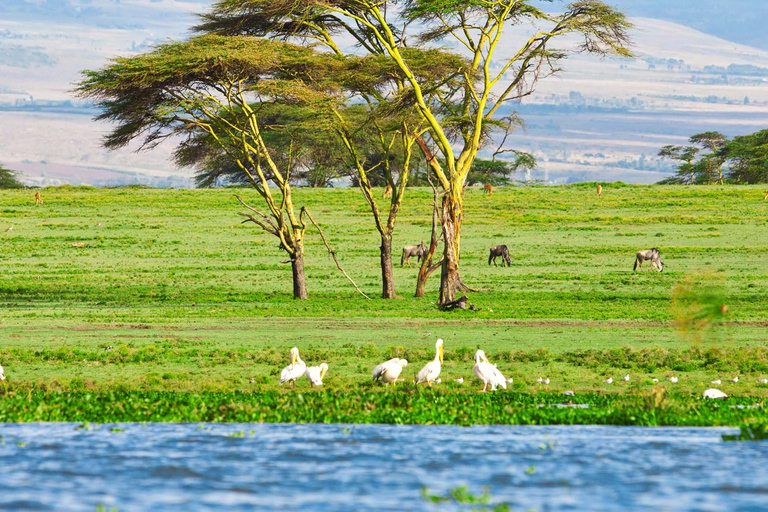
top-left (305, 363), bottom-right (329, 387)
top-left (415, 339), bottom-right (443, 386)
top-left (372, 358), bottom-right (408, 386)
top-left (279, 347), bottom-right (306, 387)
top-left (472, 350), bottom-right (507, 392)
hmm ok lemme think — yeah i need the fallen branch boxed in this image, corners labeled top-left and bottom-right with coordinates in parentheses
top-left (301, 207), bottom-right (371, 301)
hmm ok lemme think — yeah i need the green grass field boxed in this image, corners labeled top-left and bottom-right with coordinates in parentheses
top-left (1, 184), bottom-right (768, 424)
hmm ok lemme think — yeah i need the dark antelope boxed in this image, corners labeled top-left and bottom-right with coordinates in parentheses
top-left (401, 241), bottom-right (427, 267)
top-left (488, 245), bottom-right (511, 267)
top-left (634, 248), bottom-right (664, 272)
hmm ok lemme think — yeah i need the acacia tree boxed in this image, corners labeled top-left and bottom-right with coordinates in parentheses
top-left (198, 0), bottom-right (633, 304)
top-left (0, 164), bottom-right (24, 189)
top-left (77, 36), bottom-right (358, 299)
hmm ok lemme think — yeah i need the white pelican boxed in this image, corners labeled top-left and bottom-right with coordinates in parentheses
top-left (711, 379), bottom-right (721, 385)
top-left (703, 389), bottom-right (728, 399)
top-left (732, 377), bottom-right (739, 383)
top-left (305, 363), bottom-right (328, 387)
top-left (472, 350), bottom-right (507, 392)
top-left (760, 379), bottom-right (768, 384)
top-left (415, 339), bottom-right (443, 386)
top-left (372, 358), bottom-right (408, 386)
top-left (669, 376), bottom-right (678, 383)
top-left (622, 375), bottom-right (630, 382)
top-left (0, 363), bottom-right (4, 381)
top-left (279, 347), bottom-right (306, 387)
top-left (603, 377), bottom-right (613, 384)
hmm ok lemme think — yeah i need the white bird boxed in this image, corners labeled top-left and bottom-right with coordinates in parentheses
top-left (711, 379), bottom-right (721, 385)
top-left (506, 378), bottom-right (514, 384)
top-left (759, 379), bottom-right (768, 384)
top-left (622, 374), bottom-right (630, 382)
top-left (603, 377), bottom-right (613, 384)
top-left (543, 378), bottom-right (550, 385)
top-left (454, 378), bottom-right (464, 384)
top-left (472, 350), bottom-right (507, 392)
top-left (703, 388), bottom-right (728, 400)
top-left (669, 377), bottom-right (678, 383)
top-left (372, 358), bottom-right (408, 386)
top-left (652, 379), bottom-right (659, 383)
top-left (0, 363), bottom-right (5, 381)
top-left (279, 347), bottom-right (306, 387)
top-left (5, 226), bottom-right (12, 232)
top-left (731, 377), bottom-right (739, 383)
top-left (305, 362), bottom-right (329, 387)
top-left (434, 378), bottom-right (442, 384)
top-left (415, 339), bottom-right (443, 386)
top-left (563, 390), bottom-right (575, 396)
top-left (537, 377), bottom-right (544, 384)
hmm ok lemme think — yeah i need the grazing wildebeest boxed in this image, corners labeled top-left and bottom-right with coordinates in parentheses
top-left (401, 241), bottom-right (427, 267)
top-left (488, 245), bottom-right (511, 267)
top-left (634, 248), bottom-right (664, 272)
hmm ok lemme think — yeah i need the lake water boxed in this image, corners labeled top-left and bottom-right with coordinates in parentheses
top-left (1, 424), bottom-right (767, 511)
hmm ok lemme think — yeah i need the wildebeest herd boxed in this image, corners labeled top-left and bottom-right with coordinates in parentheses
top-left (401, 241), bottom-right (664, 272)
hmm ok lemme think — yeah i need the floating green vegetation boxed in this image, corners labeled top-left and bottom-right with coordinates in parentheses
top-left (722, 424), bottom-right (768, 441)
top-left (422, 486), bottom-right (510, 512)
top-left (0, 390), bottom-right (766, 426)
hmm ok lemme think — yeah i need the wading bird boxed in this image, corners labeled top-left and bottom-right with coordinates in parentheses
top-left (732, 377), bottom-right (739, 383)
top-left (372, 358), bottom-right (408, 386)
top-left (669, 377), bottom-right (678, 383)
top-left (454, 378), bottom-right (464, 384)
top-left (305, 363), bottom-right (328, 387)
top-left (603, 377), bottom-right (613, 384)
top-left (711, 379), bottom-right (721, 385)
top-left (472, 350), bottom-right (507, 392)
top-left (703, 389), bottom-right (727, 399)
top-left (279, 347), bottom-right (306, 387)
top-left (622, 374), bottom-right (630, 382)
top-left (415, 339), bottom-right (443, 386)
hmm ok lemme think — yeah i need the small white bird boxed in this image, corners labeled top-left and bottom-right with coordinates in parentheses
top-left (105, 346), bottom-right (113, 351)
top-left (652, 379), bottom-right (659, 383)
top-left (0, 363), bottom-right (5, 381)
top-left (5, 225), bottom-right (12, 232)
top-left (473, 350), bottom-right (507, 392)
top-left (537, 377), bottom-right (544, 384)
top-left (703, 389), bottom-right (728, 400)
top-left (415, 339), bottom-right (443, 386)
top-left (543, 378), bottom-right (550, 385)
top-left (603, 377), bottom-right (613, 384)
top-left (711, 380), bottom-right (721, 385)
top-left (563, 390), bottom-right (575, 396)
top-left (434, 378), bottom-right (442, 384)
top-left (454, 378), bottom-right (464, 384)
top-left (279, 347), bottom-right (306, 387)
top-left (732, 377), bottom-right (739, 383)
top-left (622, 375), bottom-right (630, 382)
top-left (506, 378), bottom-right (514, 384)
top-left (249, 377), bottom-right (255, 384)
top-left (669, 377), bottom-right (678, 383)
top-left (759, 379), bottom-right (768, 384)
top-left (305, 362), bottom-right (329, 387)
top-left (372, 358), bottom-right (408, 386)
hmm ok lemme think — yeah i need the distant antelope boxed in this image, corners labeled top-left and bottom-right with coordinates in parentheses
top-left (383, 185), bottom-right (392, 199)
top-left (597, 184), bottom-right (603, 197)
top-left (634, 248), bottom-right (664, 272)
top-left (401, 240), bottom-right (427, 267)
top-left (488, 245), bottom-right (511, 267)
top-left (763, 190), bottom-right (768, 201)
top-left (35, 191), bottom-right (43, 205)
top-left (483, 184), bottom-right (493, 196)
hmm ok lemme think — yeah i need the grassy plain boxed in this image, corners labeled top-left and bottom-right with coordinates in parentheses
top-left (1, 184), bottom-right (768, 424)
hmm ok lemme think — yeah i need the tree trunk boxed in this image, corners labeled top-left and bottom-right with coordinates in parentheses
top-left (380, 235), bottom-right (396, 299)
top-left (291, 248), bottom-right (308, 300)
top-left (438, 193), bottom-right (464, 305)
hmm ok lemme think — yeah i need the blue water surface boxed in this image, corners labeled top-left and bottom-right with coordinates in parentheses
top-left (0, 423), bottom-right (766, 511)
